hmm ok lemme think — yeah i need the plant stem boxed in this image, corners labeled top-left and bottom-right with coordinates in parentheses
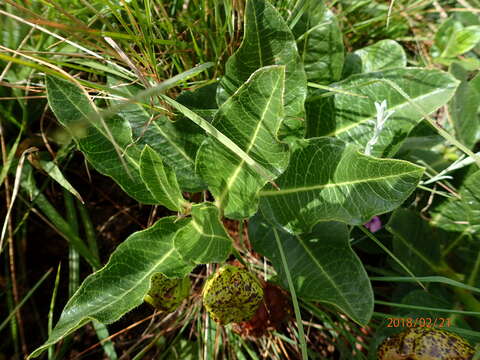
top-left (230, 247), bottom-right (249, 269)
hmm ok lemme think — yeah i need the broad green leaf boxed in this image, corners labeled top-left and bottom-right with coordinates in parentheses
top-left (471, 72), bottom-right (480, 96)
top-left (29, 217), bottom-right (193, 359)
top-left (432, 17), bottom-right (463, 58)
top-left (431, 170), bottom-right (480, 235)
top-left (197, 66), bottom-right (289, 219)
top-left (441, 25), bottom-right (480, 59)
top-left (396, 122), bottom-right (449, 173)
top-left (386, 208), bottom-right (441, 275)
top-left (139, 146), bottom-right (186, 212)
top-left (306, 68), bottom-right (459, 157)
top-left (259, 137), bottom-right (424, 234)
top-left (342, 39), bottom-right (407, 77)
top-left (396, 291), bottom-right (455, 327)
top-left (217, 0), bottom-right (307, 140)
top-left (177, 82), bottom-right (218, 111)
top-left (175, 82), bottom-right (218, 132)
top-left (174, 203), bottom-right (232, 264)
top-left (454, 11), bottom-right (480, 27)
top-left (291, 0), bottom-right (344, 84)
top-left (46, 76), bottom-right (157, 204)
top-left (161, 94), bottom-right (276, 186)
top-left (305, 94), bottom-right (336, 139)
top-left (432, 17), bottom-right (480, 63)
top-left (250, 215), bottom-right (373, 325)
top-left (449, 62), bottom-right (480, 149)
top-left (107, 77), bottom-right (206, 192)
top-left (400, 290), bottom-right (459, 315)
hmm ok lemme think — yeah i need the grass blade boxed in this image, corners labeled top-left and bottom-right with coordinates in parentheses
top-left (0, 269), bottom-right (52, 332)
top-left (370, 276), bottom-right (480, 294)
top-left (272, 228), bottom-right (308, 360)
top-left (48, 264), bottom-right (61, 360)
top-left (359, 225), bottom-right (425, 290)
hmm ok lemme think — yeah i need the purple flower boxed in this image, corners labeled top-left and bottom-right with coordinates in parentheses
top-left (364, 216), bottom-right (382, 233)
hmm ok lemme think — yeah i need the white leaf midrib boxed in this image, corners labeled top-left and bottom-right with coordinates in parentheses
top-left (260, 169), bottom-right (421, 196)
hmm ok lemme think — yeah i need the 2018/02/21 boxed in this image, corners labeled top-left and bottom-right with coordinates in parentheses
top-left (386, 317), bottom-right (451, 328)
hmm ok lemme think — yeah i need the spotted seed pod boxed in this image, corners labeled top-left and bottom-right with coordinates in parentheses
top-left (144, 273), bottom-right (191, 313)
top-left (202, 265), bottom-right (264, 325)
top-left (377, 327), bottom-right (475, 360)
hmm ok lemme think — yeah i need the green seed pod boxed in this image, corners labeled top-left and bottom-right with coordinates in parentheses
top-left (144, 273), bottom-right (191, 313)
top-left (202, 265), bottom-right (264, 325)
top-left (377, 327), bottom-right (475, 360)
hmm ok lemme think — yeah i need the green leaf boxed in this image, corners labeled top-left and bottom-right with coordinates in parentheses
top-left (259, 137), bottom-right (424, 234)
top-left (29, 217), bottom-right (193, 359)
top-left (432, 170), bottom-right (480, 235)
top-left (38, 159), bottom-right (83, 203)
top-left (139, 146), bottom-right (186, 212)
top-left (432, 18), bottom-right (480, 63)
top-left (176, 83), bottom-right (218, 124)
top-left (161, 95), bottom-right (275, 185)
top-left (305, 94), bottom-right (336, 139)
top-left (432, 17), bottom-right (463, 57)
top-left (197, 66), bottom-right (289, 219)
top-left (217, 0), bottom-right (307, 140)
top-left (46, 76), bottom-right (157, 204)
top-left (471, 72), bottom-right (480, 96)
top-left (292, 0), bottom-right (344, 84)
top-left (386, 208), bottom-right (441, 275)
top-left (399, 290), bottom-right (454, 319)
top-left (441, 25), bottom-right (480, 59)
top-left (250, 215), bottom-right (374, 325)
top-left (177, 82), bottom-right (218, 111)
top-left (449, 62), bottom-right (480, 149)
top-left (342, 39), bottom-right (406, 77)
top-left (107, 77), bottom-right (206, 192)
top-left (173, 203), bottom-right (232, 264)
top-left (306, 68), bottom-right (460, 157)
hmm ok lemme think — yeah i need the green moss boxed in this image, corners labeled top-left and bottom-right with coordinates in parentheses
top-left (202, 265), bottom-right (264, 325)
top-left (144, 273), bottom-right (191, 313)
top-left (377, 327), bottom-right (475, 360)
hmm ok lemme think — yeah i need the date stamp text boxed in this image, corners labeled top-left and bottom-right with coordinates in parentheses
top-left (386, 317), bottom-right (451, 328)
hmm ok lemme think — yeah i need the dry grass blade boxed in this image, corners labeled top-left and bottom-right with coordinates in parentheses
top-left (0, 147), bottom-right (37, 254)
